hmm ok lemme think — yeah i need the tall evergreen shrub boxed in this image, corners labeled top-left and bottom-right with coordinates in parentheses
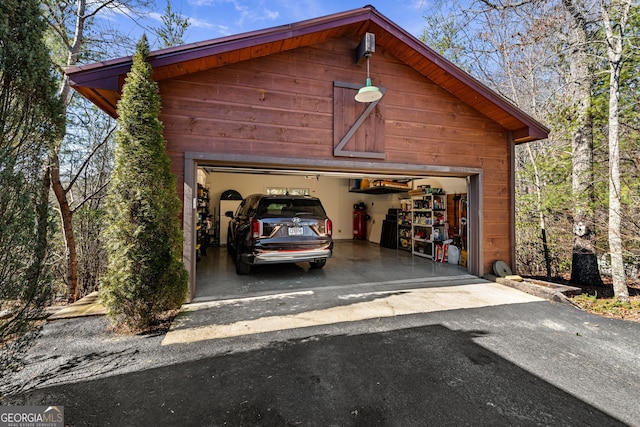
top-left (0, 0), bottom-right (64, 371)
top-left (101, 35), bottom-right (187, 331)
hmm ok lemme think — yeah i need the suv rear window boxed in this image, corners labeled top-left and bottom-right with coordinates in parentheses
top-left (256, 198), bottom-right (327, 217)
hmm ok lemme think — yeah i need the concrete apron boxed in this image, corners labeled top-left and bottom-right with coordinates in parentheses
top-left (162, 275), bottom-right (543, 346)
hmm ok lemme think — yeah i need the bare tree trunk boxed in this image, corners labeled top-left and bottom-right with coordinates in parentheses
top-left (563, 0), bottom-right (604, 286)
top-left (601, 0), bottom-right (630, 302)
top-left (50, 150), bottom-right (79, 301)
top-left (525, 143), bottom-right (552, 279)
top-left (47, 0), bottom-right (87, 302)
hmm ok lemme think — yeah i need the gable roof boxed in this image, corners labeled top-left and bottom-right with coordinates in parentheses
top-left (65, 5), bottom-right (548, 143)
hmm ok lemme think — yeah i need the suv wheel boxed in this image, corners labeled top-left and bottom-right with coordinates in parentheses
top-left (309, 259), bottom-right (326, 269)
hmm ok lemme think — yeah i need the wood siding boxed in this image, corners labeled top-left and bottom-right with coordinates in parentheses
top-left (160, 36), bottom-right (513, 274)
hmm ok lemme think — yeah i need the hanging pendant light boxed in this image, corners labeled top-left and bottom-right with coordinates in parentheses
top-left (355, 54), bottom-right (383, 103)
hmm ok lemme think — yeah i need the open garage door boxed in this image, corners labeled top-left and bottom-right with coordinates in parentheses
top-left (186, 162), bottom-right (477, 301)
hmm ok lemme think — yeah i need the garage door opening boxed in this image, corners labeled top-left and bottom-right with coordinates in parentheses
top-left (191, 165), bottom-right (473, 301)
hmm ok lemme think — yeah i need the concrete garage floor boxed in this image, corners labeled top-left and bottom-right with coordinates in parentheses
top-left (195, 240), bottom-right (468, 301)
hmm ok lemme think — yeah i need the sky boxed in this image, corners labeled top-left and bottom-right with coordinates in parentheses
top-left (103, 0), bottom-right (432, 50)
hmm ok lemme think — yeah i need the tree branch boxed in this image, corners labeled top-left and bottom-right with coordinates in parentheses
top-left (71, 181), bottom-right (110, 214)
top-left (65, 126), bottom-right (115, 193)
top-left (478, 0), bottom-right (535, 10)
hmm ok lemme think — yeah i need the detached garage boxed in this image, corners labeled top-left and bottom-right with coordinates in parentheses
top-left (66, 6), bottom-right (548, 300)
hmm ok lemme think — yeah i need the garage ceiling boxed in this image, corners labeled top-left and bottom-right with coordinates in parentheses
top-left (200, 166), bottom-right (437, 181)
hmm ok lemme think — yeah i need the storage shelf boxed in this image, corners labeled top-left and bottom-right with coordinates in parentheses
top-left (409, 194), bottom-right (446, 260)
top-left (196, 184), bottom-right (211, 261)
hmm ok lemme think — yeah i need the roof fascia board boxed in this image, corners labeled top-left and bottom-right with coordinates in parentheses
top-left (67, 63), bottom-right (129, 91)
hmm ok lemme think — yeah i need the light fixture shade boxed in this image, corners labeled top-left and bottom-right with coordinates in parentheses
top-left (355, 77), bottom-right (383, 103)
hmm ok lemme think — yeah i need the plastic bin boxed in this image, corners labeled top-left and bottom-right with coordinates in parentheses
top-left (448, 245), bottom-right (460, 264)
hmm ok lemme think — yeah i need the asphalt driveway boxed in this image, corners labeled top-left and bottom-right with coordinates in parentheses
top-left (3, 276), bottom-right (640, 426)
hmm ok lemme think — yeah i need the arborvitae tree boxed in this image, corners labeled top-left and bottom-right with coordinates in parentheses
top-left (0, 0), bottom-right (64, 370)
top-left (101, 35), bottom-right (187, 331)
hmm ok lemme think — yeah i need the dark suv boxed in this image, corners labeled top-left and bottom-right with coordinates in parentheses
top-left (225, 194), bottom-right (333, 274)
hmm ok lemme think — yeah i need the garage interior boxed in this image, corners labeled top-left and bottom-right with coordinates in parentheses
top-left (194, 166), bottom-right (470, 300)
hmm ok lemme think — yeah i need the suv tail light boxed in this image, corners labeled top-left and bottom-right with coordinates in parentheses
top-left (325, 219), bottom-right (332, 236)
top-left (250, 218), bottom-right (262, 240)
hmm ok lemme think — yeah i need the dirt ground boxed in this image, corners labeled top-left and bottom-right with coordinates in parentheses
top-left (529, 276), bottom-right (640, 322)
top-left (573, 285), bottom-right (640, 322)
